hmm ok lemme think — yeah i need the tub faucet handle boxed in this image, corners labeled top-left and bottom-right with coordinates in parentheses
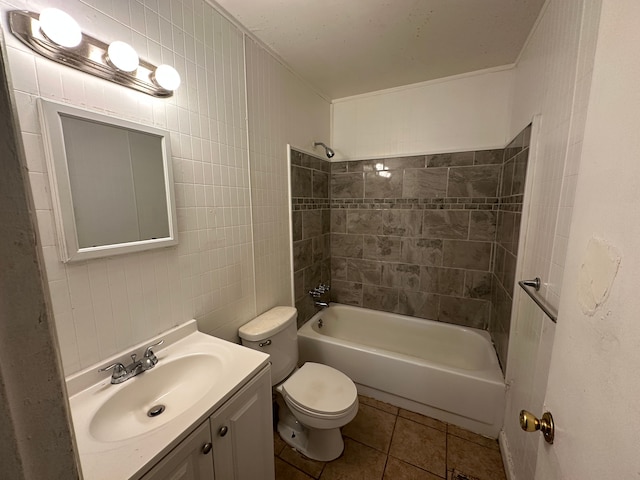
top-left (309, 284), bottom-right (330, 298)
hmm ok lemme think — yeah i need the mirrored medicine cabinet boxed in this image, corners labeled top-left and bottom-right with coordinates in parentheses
top-left (38, 99), bottom-right (178, 262)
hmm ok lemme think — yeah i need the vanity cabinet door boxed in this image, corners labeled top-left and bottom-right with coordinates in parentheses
top-left (141, 421), bottom-right (215, 480)
top-left (209, 366), bottom-right (274, 480)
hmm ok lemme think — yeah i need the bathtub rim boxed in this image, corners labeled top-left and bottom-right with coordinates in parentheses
top-left (300, 303), bottom-right (504, 383)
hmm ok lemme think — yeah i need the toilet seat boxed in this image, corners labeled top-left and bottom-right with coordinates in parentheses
top-left (281, 362), bottom-right (358, 417)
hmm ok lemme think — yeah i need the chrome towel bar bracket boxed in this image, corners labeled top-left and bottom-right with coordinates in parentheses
top-left (521, 277), bottom-right (541, 291)
top-left (518, 277), bottom-right (558, 323)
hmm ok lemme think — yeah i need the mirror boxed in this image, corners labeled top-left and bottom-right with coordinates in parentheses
top-left (39, 99), bottom-right (178, 262)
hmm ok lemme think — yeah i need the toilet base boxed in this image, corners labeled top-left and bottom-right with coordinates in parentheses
top-left (277, 409), bottom-right (345, 462)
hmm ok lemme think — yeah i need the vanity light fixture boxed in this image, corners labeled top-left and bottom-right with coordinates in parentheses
top-left (152, 64), bottom-right (181, 91)
top-left (8, 10), bottom-right (180, 97)
top-left (106, 41), bottom-right (139, 73)
top-left (38, 8), bottom-right (82, 48)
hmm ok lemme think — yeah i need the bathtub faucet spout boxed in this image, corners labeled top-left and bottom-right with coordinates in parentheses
top-left (314, 301), bottom-right (329, 308)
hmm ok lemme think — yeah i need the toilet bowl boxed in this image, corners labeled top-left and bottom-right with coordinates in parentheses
top-left (276, 362), bottom-right (358, 460)
top-left (278, 362), bottom-right (358, 428)
top-left (239, 307), bottom-right (358, 461)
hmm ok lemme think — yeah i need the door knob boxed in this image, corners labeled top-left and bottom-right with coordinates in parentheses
top-left (519, 410), bottom-right (554, 444)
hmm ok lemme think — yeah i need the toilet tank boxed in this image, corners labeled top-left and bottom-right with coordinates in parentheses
top-left (239, 306), bottom-right (298, 385)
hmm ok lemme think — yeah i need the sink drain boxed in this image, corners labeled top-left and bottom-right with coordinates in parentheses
top-left (147, 405), bottom-right (166, 417)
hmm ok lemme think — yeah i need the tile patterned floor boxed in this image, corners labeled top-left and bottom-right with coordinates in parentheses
top-left (274, 395), bottom-right (506, 480)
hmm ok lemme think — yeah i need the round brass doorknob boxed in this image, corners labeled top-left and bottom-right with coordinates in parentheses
top-left (519, 410), bottom-right (554, 444)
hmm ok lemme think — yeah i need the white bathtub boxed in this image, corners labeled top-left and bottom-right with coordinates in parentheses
top-left (298, 304), bottom-right (505, 438)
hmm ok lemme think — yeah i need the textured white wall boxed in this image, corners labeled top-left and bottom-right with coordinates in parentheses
top-left (536, 1), bottom-right (640, 477)
top-left (500, 1), bottom-right (602, 479)
top-left (245, 37), bottom-right (330, 315)
top-left (331, 67), bottom-right (513, 160)
top-left (2, 0), bottom-right (328, 374)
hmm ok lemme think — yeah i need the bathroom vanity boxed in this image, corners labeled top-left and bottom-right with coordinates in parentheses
top-left (141, 366), bottom-right (272, 480)
top-left (66, 320), bottom-right (274, 480)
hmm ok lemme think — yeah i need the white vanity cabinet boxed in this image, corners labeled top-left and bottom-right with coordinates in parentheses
top-left (210, 364), bottom-right (274, 480)
top-left (141, 365), bottom-right (274, 480)
top-left (140, 422), bottom-right (214, 480)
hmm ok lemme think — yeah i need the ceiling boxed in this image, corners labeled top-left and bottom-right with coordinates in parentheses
top-left (215, 0), bottom-right (546, 100)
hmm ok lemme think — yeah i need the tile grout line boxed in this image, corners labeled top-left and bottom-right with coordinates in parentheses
top-left (378, 409), bottom-right (400, 478)
top-left (446, 423), bottom-right (450, 478)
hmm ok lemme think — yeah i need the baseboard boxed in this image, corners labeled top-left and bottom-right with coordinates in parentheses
top-left (499, 430), bottom-right (517, 480)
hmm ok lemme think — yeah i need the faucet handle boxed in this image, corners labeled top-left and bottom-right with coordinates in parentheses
top-left (99, 362), bottom-right (126, 373)
top-left (144, 339), bottom-right (164, 365)
top-left (99, 362), bottom-right (127, 382)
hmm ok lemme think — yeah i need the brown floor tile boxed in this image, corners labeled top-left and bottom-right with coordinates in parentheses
top-left (384, 456), bottom-right (445, 480)
top-left (279, 446), bottom-right (326, 479)
top-left (446, 435), bottom-right (506, 480)
top-left (358, 395), bottom-right (400, 415)
top-left (274, 396), bottom-right (507, 480)
top-left (389, 417), bottom-right (446, 478)
top-left (276, 457), bottom-right (315, 480)
top-left (398, 409), bottom-right (447, 432)
top-left (342, 403), bottom-right (397, 453)
top-left (447, 424), bottom-right (499, 451)
top-left (320, 438), bottom-right (386, 480)
top-left (274, 431), bottom-right (288, 455)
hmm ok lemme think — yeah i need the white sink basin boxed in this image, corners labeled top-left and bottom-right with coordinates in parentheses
top-left (89, 353), bottom-right (223, 442)
top-left (66, 320), bottom-right (270, 480)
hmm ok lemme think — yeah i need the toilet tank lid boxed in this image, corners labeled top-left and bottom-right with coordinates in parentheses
top-left (239, 306), bottom-right (298, 341)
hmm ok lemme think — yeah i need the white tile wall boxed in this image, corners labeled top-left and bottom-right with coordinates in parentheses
top-left (331, 67), bottom-right (513, 160)
top-left (244, 37), bottom-right (330, 315)
top-left (1, 0), bottom-right (327, 375)
top-left (502, 1), bottom-right (602, 479)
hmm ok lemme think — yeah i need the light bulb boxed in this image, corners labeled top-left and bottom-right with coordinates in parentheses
top-left (107, 41), bottom-right (139, 73)
top-left (153, 64), bottom-right (181, 91)
top-left (39, 8), bottom-right (82, 48)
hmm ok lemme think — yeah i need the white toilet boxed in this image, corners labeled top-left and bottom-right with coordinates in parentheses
top-left (239, 306), bottom-right (358, 461)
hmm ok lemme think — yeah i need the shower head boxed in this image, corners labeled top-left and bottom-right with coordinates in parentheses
top-left (314, 142), bottom-right (335, 159)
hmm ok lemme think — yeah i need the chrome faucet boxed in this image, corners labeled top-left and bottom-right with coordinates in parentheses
top-left (99, 339), bottom-right (164, 384)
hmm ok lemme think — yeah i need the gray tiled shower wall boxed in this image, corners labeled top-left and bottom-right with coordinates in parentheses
top-left (328, 150), bottom-right (504, 330)
top-left (490, 125), bottom-right (531, 369)
top-left (291, 150), bottom-right (331, 326)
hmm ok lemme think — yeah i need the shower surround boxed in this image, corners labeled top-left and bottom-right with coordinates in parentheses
top-left (290, 132), bottom-right (529, 369)
top-left (329, 150), bottom-right (503, 329)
